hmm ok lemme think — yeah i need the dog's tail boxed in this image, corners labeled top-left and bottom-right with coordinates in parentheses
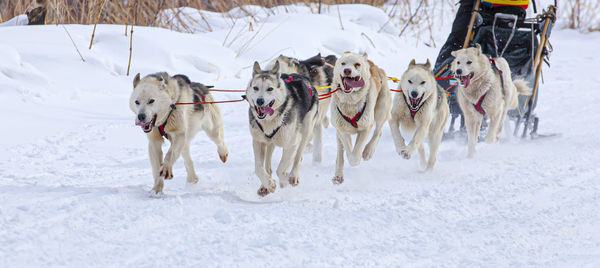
top-left (514, 79), bottom-right (532, 96)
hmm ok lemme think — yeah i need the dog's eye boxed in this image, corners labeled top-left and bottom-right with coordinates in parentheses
top-left (310, 68), bottom-right (317, 73)
top-left (253, 87), bottom-right (259, 91)
top-left (135, 100), bottom-right (140, 105)
top-left (420, 81), bottom-right (425, 85)
top-left (408, 80), bottom-right (413, 84)
top-left (341, 62), bottom-right (346, 66)
top-left (267, 87), bottom-right (274, 92)
top-left (148, 99), bottom-right (155, 104)
top-left (467, 61), bottom-right (472, 65)
top-left (354, 63), bottom-right (361, 68)
top-left (457, 61), bottom-right (461, 65)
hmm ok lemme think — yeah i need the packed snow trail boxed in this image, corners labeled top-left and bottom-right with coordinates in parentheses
top-left (1, 5), bottom-right (600, 267)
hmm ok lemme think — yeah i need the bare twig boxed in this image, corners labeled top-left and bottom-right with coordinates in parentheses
top-left (125, 0), bottom-right (132, 36)
top-left (62, 25), bottom-right (85, 62)
top-left (336, 2), bottom-right (344, 30)
top-left (88, 0), bottom-right (106, 50)
top-left (127, 0), bottom-right (138, 76)
top-left (398, 0), bottom-right (425, 38)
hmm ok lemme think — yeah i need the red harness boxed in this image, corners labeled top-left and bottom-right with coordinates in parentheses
top-left (473, 93), bottom-right (488, 115)
top-left (337, 101), bottom-right (367, 128)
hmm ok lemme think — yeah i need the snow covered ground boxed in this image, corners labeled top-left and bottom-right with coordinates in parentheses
top-left (1, 4), bottom-right (599, 267)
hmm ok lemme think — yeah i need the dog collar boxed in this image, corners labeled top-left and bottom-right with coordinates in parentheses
top-left (337, 100), bottom-right (367, 128)
top-left (473, 92), bottom-right (488, 115)
top-left (158, 104), bottom-right (176, 139)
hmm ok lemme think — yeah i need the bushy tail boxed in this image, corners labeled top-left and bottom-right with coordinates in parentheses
top-left (514, 79), bottom-right (532, 96)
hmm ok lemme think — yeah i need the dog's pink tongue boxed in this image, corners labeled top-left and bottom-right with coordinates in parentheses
top-left (344, 78), bottom-right (365, 89)
top-left (263, 107), bottom-right (274, 116)
top-left (463, 76), bottom-right (471, 88)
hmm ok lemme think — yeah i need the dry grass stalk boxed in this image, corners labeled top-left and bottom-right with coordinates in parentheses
top-left (126, 0), bottom-right (137, 76)
top-left (89, 0), bottom-right (106, 50)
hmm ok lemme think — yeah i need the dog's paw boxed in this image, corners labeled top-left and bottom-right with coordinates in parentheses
top-left (219, 152), bottom-right (228, 163)
top-left (400, 150), bottom-right (411, 160)
top-left (187, 175), bottom-right (199, 184)
top-left (152, 183), bottom-right (164, 194)
top-left (279, 178), bottom-right (289, 188)
top-left (159, 165), bottom-right (173, 180)
top-left (485, 136), bottom-right (498, 144)
top-left (332, 176), bottom-right (344, 185)
top-left (289, 176), bottom-right (299, 187)
top-left (257, 179), bottom-right (277, 197)
top-left (362, 144), bottom-right (376, 161)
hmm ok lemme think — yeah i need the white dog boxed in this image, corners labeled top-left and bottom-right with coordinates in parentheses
top-left (452, 44), bottom-right (531, 157)
top-left (330, 52), bottom-right (392, 184)
top-left (246, 62), bottom-right (318, 196)
top-left (129, 73), bottom-right (228, 194)
top-left (389, 59), bottom-right (449, 171)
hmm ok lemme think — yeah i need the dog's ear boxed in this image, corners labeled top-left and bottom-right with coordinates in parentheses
top-left (451, 51), bottom-right (457, 58)
top-left (409, 59), bottom-right (416, 67)
top-left (362, 52), bottom-right (369, 59)
top-left (271, 60), bottom-right (280, 74)
top-left (425, 59), bottom-right (431, 69)
top-left (475, 43), bottom-right (482, 55)
top-left (253, 61), bottom-right (262, 76)
top-left (133, 73), bottom-right (141, 88)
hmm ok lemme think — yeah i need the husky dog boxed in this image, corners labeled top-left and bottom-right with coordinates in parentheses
top-left (451, 44), bottom-right (531, 157)
top-left (129, 72), bottom-right (229, 194)
top-left (389, 59), bottom-right (449, 171)
top-left (246, 61), bottom-right (318, 196)
top-left (269, 53), bottom-right (337, 163)
top-left (330, 52), bottom-right (392, 184)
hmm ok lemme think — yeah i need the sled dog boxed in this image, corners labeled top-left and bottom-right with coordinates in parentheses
top-left (389, 59), bottom-right (449, 171)
top-left (129, 72), bottom-right (228, 194)
top-left (330, 52), bottom-right (392, 184)
top-left (246, 61), bottom-right (318, 196)
top-left (451, 44), bottom-right (531, 157)
top-left (268, 53), bottom-right (337, 163)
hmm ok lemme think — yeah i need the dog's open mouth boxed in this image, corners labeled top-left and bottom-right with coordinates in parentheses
top-left (409, 95), bottom-right (423, 108)
top-left (135, 114), bottom-right (157, 133)
top-left (341, 75), bottom-right (365, 93)
top-left (456, 72), bottom-right (474, 88)
top-left (255, 100), bottom-right (275, 119)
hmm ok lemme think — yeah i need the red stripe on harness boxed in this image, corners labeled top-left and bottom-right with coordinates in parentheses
top-left (489, 59), bottom-right (503, 74)
top-left (474, 93), bottom-right (487, 115)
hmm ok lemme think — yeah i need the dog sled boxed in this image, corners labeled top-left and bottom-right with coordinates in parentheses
top-left (436, 0), bottom-right (557, 139)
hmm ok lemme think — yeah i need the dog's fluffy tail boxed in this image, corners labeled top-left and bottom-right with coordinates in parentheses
top-left (514, 79), bottom-right (532, 96)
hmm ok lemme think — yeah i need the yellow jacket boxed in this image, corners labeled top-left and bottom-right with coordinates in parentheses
top-left (483, 0), bottom-right (529, 7)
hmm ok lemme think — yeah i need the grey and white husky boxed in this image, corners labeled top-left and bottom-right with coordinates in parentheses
top-left (246, 61), bottom-right (318, 197)
top-left (129, 72), bottom-right (228, 194)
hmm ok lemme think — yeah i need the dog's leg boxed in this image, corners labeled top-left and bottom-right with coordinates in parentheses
top-left (159, 132), bottom-right (187, 181)
top-left (349, 129), bottom-right (371, 166)
top-left (312, 122), bottom-right (323, 164)
top-left (333, 132), bottom-right (345, 185)
top-left (277, 143), bottom-right (299, 188)
top-left (289, 118), bottom-right (316, 186)
top-left (426, 129), bottom-right (443, 172)
top-left (389, 117), bottom-right (407, 156)
top-left (265, 144), bottom-right (274, 177)
top-left (182, 141), bottom-right (198, 184)
top-left (465, 114), bottom-right (482, 158)
top-left (148, 137), bottom-right (164, 194)
top-left (205, 124), bottom-right (229, 163)
top-left (363, 106), bottom-right (389, 161)
top-left (485, 108), bottom-right (502, 144)
top-left (253, 140), bottom-right (275, 197)
top-left (401, 120), bottom-right (430, 160)
top-left (418, 144), bottom-right (427, 168)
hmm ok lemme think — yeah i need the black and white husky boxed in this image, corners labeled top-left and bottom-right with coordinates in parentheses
top-left (246, 61), bottom-right (318, 197)
top-left (268, 53), bottom-right (337, 163)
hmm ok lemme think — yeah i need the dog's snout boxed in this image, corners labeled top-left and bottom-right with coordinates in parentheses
top-left (343, 68), bottom-right (351, 76)
top-left (256, 98), bottom-right (264, 106)
top-left (456, 69), bottom-right (463, 75)
top-left (137, 113), bottom-right (146, 122)
top-left (411, 91), bottom-right (419, 98)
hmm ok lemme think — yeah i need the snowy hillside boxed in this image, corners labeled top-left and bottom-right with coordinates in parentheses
top-left (1, 4), bottom-right (600, 267)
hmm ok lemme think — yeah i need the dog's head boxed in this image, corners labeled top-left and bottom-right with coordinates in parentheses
top-left (298, 53), bottom-right (330, 88)
top-left (271, 55), bottom-right (300, 75)
top-left (333, 52), bottom-right (370, 93)
top-left (129, 72), bottom-right (176, 133)
top-left (401, 59), bottom-right (435, 108)
top-left (451, 44), bottom-right (487, 88)
top-left (246, 61), bottom-right (287, 120)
